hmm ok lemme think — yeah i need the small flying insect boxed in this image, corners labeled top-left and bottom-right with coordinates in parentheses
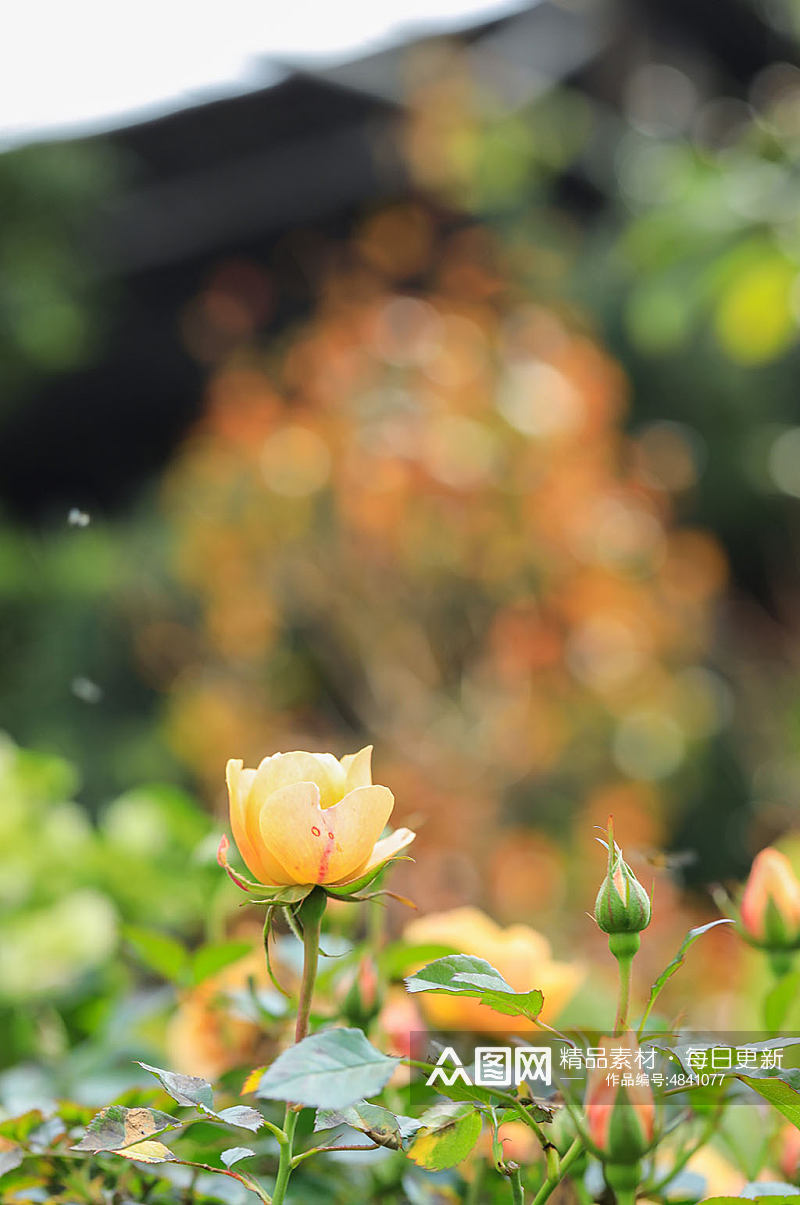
top-left (631, 846), bottom-right (698, 879)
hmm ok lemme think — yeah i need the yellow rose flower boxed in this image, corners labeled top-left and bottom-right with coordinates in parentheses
top-left (404, 906), bottom-right (583, 1034)
top-left (223, 747), bottom-right (414, 889)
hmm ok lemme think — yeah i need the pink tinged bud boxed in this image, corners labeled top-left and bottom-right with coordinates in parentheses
top-left (379, 991), bottom-right (424, 1059)
top-left (779, 1124), bottom-right (800, 1181)
top-left (595, 819), bottom-right (651, 936)
top-left (585, 1036), bottom-right (656, 1165)
top-left (585, 1072), bottom-right (617, 1151)
top-left (342, 955), bottom-right (383, 1027)
top-left (357, 957), bottom-right (379, 1012)
top-left (740, 848), bottom-right (800, 950)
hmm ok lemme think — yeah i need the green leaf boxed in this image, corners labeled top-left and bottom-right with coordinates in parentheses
top-left (405, 956), bottom-right (543, 1021)
top-left (190, 941), bottom-right (253, 986)
top-left (221, 1146), bottom-right (255, 1168)
top-left (123, 925), bottom-right (189, 982)
top-left (764, 971), bottom-right (800, 1034)
top-left (639, 919), bottom-right (734, 1032)
top-left (257, 1028), bottom-right (398, 1109)
top-left (737, 1073), bottom-right (800, 1127)
top-left (0, 1111), bottom-right (45, 1144)
top-left (315, 1101), bottom-right (420, 1149)
top-left (72, 1105), bottom-right (182, 1153)
top-left (216, 1106), bottom-right (264, 1132)
top-left (407, 1102), bottom-right (483, 1170)
top-left (137, 1063), bottom-right (215, 1112)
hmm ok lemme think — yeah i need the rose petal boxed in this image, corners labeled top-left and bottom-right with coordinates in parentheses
top-left (226, 759), bottom-right (293, 885)
top-left (226, 760), bottom-right (260, 874)
top-left (333, 827), bottom-right (416, 885)
top-left (258, 782), bottom-right (394, 884)
top-left (252, 751), bottom-right (346, 809)
top-left (340, 745), bottom-right (373, 792)
top-left (256, 780), bottom-right (325, 885)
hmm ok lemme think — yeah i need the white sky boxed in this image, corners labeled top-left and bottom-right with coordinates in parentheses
top-left (1, 0), bottom-right (528, 148)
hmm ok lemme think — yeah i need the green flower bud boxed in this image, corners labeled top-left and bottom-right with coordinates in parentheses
top-left (604, 1159), bottom-right (643, 1203)
top-left (585, 1036), bottom-right (655, 1167)
top-left (595, 820), bottom-right (651, 936)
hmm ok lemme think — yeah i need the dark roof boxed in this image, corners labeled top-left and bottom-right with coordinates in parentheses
top-left (1, 0), bottom-right (795, 519)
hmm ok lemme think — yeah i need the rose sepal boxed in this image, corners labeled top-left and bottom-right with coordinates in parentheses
top-left (217, 830), bottom-right (414, 904)
top-left (217, 835), bottom-right (314, 905)
top-left (324, 842), bottom-right (415, 900)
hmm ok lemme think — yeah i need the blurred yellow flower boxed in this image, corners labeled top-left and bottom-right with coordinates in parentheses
top-left (476, 1119), bottom-right (541, 1166)
top-left (167, 947), bottom-right (274, 1081)
top-left (225, 747), bottom-right (415, 888)
top-left (404, 906), bottom-right (583, 1034)
top-left (682, 1146), bottom-right (746, 1198)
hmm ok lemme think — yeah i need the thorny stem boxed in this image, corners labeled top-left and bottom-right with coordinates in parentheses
top-left (614, 955), bottom-right (633, 1036)
top-left (295, 888), bottom-right (326, 1043)
top-left (529, 1136), bottom-right (584, 1205)
top-left (604, 1161), bottom-right (641, 1205)
top-left (611, 1188), bottom-right (636, 1205)
top-left (609, 933), bottom-right (640, 1036)
top-left (270, 887), bottom-right (326, 1205)
top-left (510, 1166), bottom-right (525, 1204)
top-left (271, 1108), bottom-right (298, 1205)
top-left (403, 1058), bottom-right (555, 1152)
top-left (528, 1116), bottom-right (549, 1148)
top-left (291, 1142), bottom-right (380, 1168)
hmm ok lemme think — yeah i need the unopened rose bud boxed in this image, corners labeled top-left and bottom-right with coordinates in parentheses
top-left (379, 988), bottom-right (424, 1060)
top-left (595, 820), bottom-right (651, 938)
top-left (740, 848), bottom-right (800, 953)
top-left (357, 956), bottom-right (379, 1011)
top-left (585, 1034), bottom-right (655, 1167)
top-left (779, 1124), bottom-right (800, 1182)
top-left (342, 956), bottom-right (383, 1028)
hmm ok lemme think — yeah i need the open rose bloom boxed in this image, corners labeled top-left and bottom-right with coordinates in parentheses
top-left (219, 747), bottom-right (415, 898)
